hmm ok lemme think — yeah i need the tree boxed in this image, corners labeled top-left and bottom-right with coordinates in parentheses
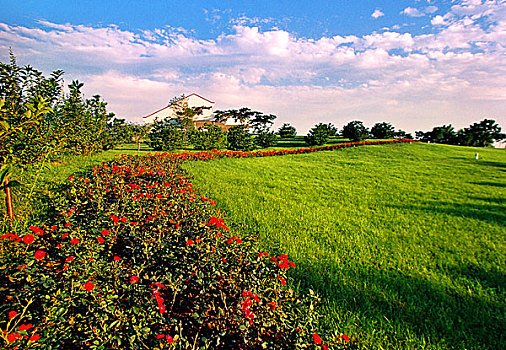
top-left (342, 120), bottom-right (369, 142)
top-left (131, 124), bottom-right (152, 151)
top-left (305, 123), bottom-right (331, 146)
top-left (415, 125), bottom-right (456, 144)
top-left (394, 130), bottom-right (413, 139)
top-left (227, 125), bottom-right (254, 151)
top-left (277, 123), bottom-right (297, 138)
top-left (256, 130), bottom-right (278, 148)
top-left (215, 108), bottom-right (276, 133)
top-left (371, 122), bottom-right (395, 139)
top-left (456, 119), bottom-right (504, 147)
top-left (148, 118), bottom-right (184, 151)
top-left (191, 123), bottom-right (227, 150)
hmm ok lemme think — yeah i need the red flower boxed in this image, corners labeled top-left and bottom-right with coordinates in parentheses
top-left (166, 335), bottom-right (173, 343)
top-left (120, 216), bottom-right (127, 222)
top-left (34, 250), bottom-right (46, 260)
top-left (29, 334), bottom-right (40, 342)
top-left (70, 238), bottom-right (79, 244)
top-left (61, 232), bottom-right (69, 239)
top-left (312, 333), bottom-right (322, 345)
top-left (83, 281), bottom-right (95, 292)
top-left (7, 332), bottom-right (21, 343)
top-left (110, 215), bottom-right (119, 224)
top-left (65, 256), bottom-right (75, 262)
top-left (156, 334), bottom-right (165, 339)
top-left (97, 236), bottom-right (105, 244)
top-left (130, 275), bottom-right (139, 284)
top-left (9, 310), bottom-right (17, 319)
top-left (322, 345), bottom-right (328, 350)
top-left (22, 234), bottom-right (35, 244)
top-left (18, 324), bottom-right (32, 331)
top-left (64, 223), bottom-right (72, 228)
top-left (29, 225), bottom-right (44, 236)
top-left (113, 256), bottom-right (121, 261)
top-left (278, 276), bottom-right (286, 286)
top-left (100, 229), bottom-right (109, 236)
top-left (186, 239), bottom-right (194, 246)
top-left (341, 334), bottom-right (350, 342)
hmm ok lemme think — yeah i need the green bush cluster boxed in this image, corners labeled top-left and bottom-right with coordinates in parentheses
top-left (1, 152), bottom-right (352, 349)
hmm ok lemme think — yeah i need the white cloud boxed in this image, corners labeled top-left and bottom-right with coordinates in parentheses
top-left (371, 9), bottom-right (385, 19)
top-left (401, 7), bottom-right (425, 17)
top-left (1, 1), bottom-right (505, 134)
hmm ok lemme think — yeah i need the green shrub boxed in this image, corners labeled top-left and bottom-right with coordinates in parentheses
top-left (277, 123), bottom-right (297, 138)
top-left (305, 123), bottom-right (331, 146)
top-left (255, 131), bottom-right (278, 148)
top-left (148, 119), bottom-right (185, 151)
top-left (191, 124), bottom-right (226, 150)
top-left (341, 121), bottom-right (369, 142)
top-left (227, 125), bottom-right (255, 151)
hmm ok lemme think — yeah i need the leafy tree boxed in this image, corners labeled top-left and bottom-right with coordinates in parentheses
top-left (191, 123), bottom-right (227, 150)
top-left (227, 125), bottom-right (254, 151)
top-left (456, 119), bottom-right (504, 147)
top-left (148, 118), bottom-right (185, 151)
top-left (102, 118), bottom-right (133, 150)
top-left (131, 123), bottom-right (152, 151)
top-left (342, 120), bottom-right (369, 142)
top-left (277, 123), bottom-right (297, 138)
top-left (394, 130), bottom-right (413, 139)
top-left (215, 108), bottom-right (276, 133)
top-left (415, 125), bottom-right (456, 144)
top-left (371, 122), bottom-right (395, 139)
top-left (256, 130), bottom-right (278, 148)
top-left (305, 123), bottom-right (331, 146)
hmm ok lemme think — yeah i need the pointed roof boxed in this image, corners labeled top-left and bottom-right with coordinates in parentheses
top-left (142, 93), bottom-right (215, 119)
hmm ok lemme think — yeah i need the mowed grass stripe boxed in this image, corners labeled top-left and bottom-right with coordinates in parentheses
top-left (182, 143), bottom-right (505, 350)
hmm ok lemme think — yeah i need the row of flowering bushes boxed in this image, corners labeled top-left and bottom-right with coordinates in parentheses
top-left (0, 143), bottom-right (375, 349)
top-left (166, 139), bottom-right (417, 162)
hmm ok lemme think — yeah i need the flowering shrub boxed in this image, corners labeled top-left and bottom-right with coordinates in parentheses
top-left (0, 143), bottom-right (380, 348)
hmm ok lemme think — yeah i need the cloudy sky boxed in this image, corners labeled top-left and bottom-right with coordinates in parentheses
top-left (1, 0), bottom-right (505, 134)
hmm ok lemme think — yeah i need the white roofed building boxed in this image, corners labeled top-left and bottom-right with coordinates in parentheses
top-left (142, 93), bottom-right (240, 131)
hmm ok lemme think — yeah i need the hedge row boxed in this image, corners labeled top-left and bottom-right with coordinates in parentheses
top-left (0, 144), bottom-right (372, 349)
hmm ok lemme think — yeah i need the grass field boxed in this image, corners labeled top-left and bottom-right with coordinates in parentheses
top-left (182, 143), bottom-right (506, 349)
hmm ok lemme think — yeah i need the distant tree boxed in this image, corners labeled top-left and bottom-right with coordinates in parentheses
top-left (394, 130), bottom-right (413, 139)
top-left (148, 118), bottom-right (184, 151)
top-left (191, 123), bottom-right (227, 150)
top-left (324, 123), bottom-right (339, 137)
top-left (227, 125), bottom-right (254, 151)
top-left (215, 108), bottom-right (276, 133)
top-left (277, 123), bottom-right (297, 138)
top-left (455, 119), bottom-right (505, 147)
top-left (131, 123), bottom-right (152, 151)
top-left (342, 120), bottom-right (369, 142)
top-left (371, 122), bottom-right (395, 139)
top-left (256, 130), bottom-right (278, 148)
top-left (305, 123), bottom-right (331, 146)
top-left (416, 125), bottom-right (456, 144)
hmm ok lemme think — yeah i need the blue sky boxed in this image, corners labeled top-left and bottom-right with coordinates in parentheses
top-left (0, 0), bottom-right (505, 133)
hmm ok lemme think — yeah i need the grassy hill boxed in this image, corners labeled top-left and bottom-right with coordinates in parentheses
top-left (182, 143), bottom-right (505, 349)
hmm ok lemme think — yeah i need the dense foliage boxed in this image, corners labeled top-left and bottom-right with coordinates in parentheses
top-left (0, 52), bottom-right (132, 168)
top-left (191, 123), bottom-right (227, 150)
top-left (148, 118), bottom-right (185, 151)
top-left (227, 125), bottom-right (255, 151)
top-left (415, 119), bottom-right (504, 147)
top-left (0, 149), bottom-right (365, 349)
top-left (305, 123), bottom-right (332, 146)
top-left (277, 123), bottom-right (297, 138)
top-left (255, 131), bottom-right (278, 148)
top-left (341, 121), bottom-right (369, 142)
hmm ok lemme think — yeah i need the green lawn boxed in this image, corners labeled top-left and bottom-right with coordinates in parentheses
top-left (182, 143), bottom-right (506, 349)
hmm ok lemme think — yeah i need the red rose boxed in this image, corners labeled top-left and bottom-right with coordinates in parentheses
top-left (22, 234), bottom-right (35, 244)
top-left (312, 333), bottom-right (322, 345)
top-left (29, 225), bottom-right (44, 236)
top-left (130, 275), bottom-right (139, 284)
top-left (100, 229), bottom-right (109, 236)
top-left (29, 334), bottom-right (40, 342)
top-left (113, 256), bottom-right (121, 261)
top-left (9, 310), bottom-right (17, 319)
top-left (18, 324), bottom-right (32, 331)
top-left (97, 236), bottom-right (105, 244)
top-left (34, 250), bottom-right (46, 259)
top-left (83, 281), bottom-right (95, 292)
top-left (70, 238), bottom-right (79, 244)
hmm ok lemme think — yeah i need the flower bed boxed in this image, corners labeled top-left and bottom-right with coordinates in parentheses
top-left (0, 141), bottom-right (412, 349)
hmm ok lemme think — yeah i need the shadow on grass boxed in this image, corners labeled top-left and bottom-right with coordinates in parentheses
top-left (386, 200), bottom-right (505, 226)
top-left (293, 261), bottom-right (505, 349)
top-left (471, 181), bottom-right (506, 188)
